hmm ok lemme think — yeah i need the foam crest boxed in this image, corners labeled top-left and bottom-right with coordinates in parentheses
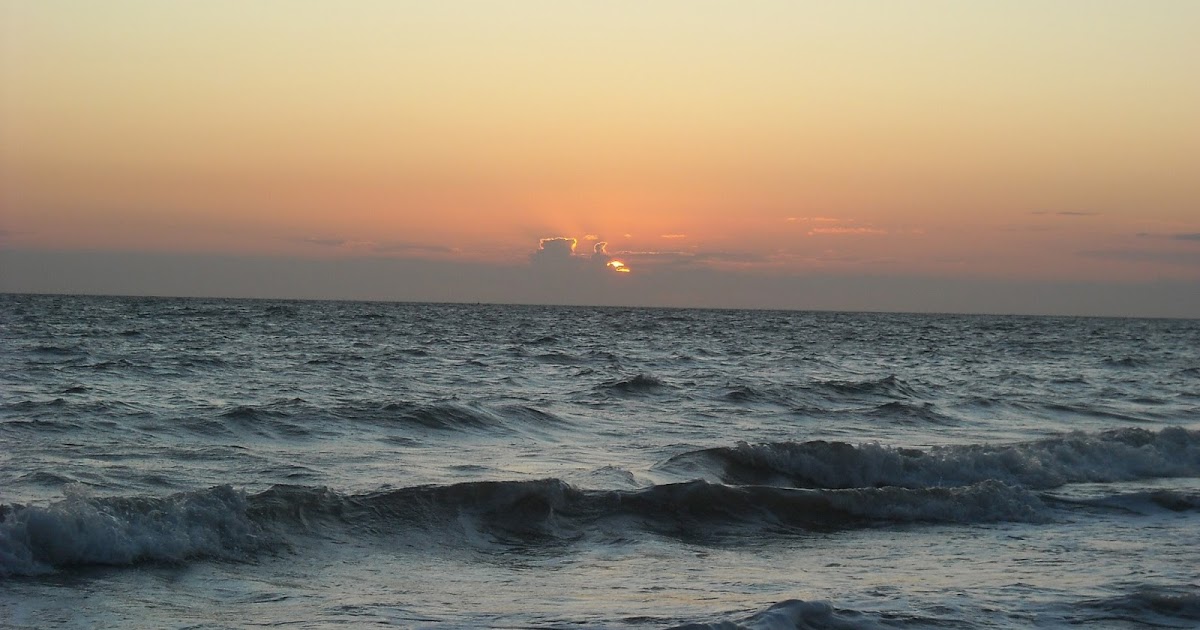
top-left (660, 427), bottom-right (1200, 490)
top-left (1050, 488), bottom-right (1200, 515)
top-left (0, 486), bottom-right (267, 577)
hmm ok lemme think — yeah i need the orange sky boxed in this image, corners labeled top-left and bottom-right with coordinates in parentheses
top-left (2, 1), bottom-right (1199, 304)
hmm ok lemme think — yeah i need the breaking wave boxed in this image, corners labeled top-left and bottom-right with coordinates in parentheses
top-left (1, 476), bottom-right (1047, 577)
top-left (0, 486), bottom-right (269, 577)
top-left (657, 427), bottom-right (1200, 490)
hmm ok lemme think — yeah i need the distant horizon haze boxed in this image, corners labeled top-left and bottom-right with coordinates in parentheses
top-left (2, 249), bottom-right (1197, 319)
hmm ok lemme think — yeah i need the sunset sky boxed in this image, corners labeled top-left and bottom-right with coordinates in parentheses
top-left (2, 1), bottom-right (1198, 316)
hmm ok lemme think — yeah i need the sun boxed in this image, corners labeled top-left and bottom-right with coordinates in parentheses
top-left (606, 260), bottom-right (631, 273)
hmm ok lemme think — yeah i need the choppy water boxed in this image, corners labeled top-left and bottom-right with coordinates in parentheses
top-left (2, 294), bottom-right (1199, 628)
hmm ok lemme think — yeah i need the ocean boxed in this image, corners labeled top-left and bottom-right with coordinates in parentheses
top-left (1, 293), bottom-right (1198, 629)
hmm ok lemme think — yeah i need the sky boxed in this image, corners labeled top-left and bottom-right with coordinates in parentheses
top-left (2, 1), bottom-right (1198, 316)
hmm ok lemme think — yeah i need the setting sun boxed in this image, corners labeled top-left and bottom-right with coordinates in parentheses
top-left (2, 3), bottom-right (1199, 626)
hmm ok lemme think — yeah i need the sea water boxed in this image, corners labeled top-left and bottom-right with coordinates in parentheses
top-left (1, 294), bottom-right (1198, 628)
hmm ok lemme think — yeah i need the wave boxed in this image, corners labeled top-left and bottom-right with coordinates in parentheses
top-left (610, 479), bottom-right (1046, 533)
top-left (864, 401), bottom-right (957, 425)
top-left (1046, 489), bottom-right (1200, 515)
top-left (1102, 356), bottom-right (1151, 368)
top-left (0, 477), bottom-right (1045, 577)
top-left (373, 401), bottom-right (566, 432)
top-left (1076, 587), bottom-right (1200, 626)
top-left (532, 351), bottom-right (585, 365)
top-left (721, 385), bottom-right (796, 408)
top-left (670, 598), bottom-right (927, 630)
top-left (599, 373), bottom-right (670, 395)
top-left (656, 427), bottom-right (1200, 491)
top-left (812, 375), bottom-right (922, 401)
top-left (3, 398), bottom-right (67, 412)
top-left (683, 582), bottom-right (1200, 628)
top-left (205, 400), bottom-right (568, 437)
top-left (1040, 401), bottom-right (1152, 423)
top-left (216, 399), bottom-right (317, 438)
top-left (0, 486), bottom-right (270, 577)
top-left (220, 402), bottom-right (299, 421)
top-left (32, 344), bottom-right (87, 356)
top-left (378, 402), bottom-right (503, 431)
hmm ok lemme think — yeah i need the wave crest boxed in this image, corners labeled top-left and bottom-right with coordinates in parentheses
top-left (657, 427), bottom-right (1200, 490)
top-left (599, 374), bottom-right (669, 395)
top-left (0, 486), bottom-right (268, 577)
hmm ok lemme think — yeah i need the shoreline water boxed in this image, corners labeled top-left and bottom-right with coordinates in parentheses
top-left (2, 294), bottom-right (1198, 627)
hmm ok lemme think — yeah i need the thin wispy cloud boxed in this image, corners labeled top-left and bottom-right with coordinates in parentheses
top-left (297, 236), bottom-right (457, 256)
top-left (302, 237), bottom-right (349, 247)
top-left (618, 249), bottom-right (771, 271)
top-left (1078, 249), bottom-right (1200, 267)
top-left (1136, 232), bottom-right (1200, 242)
top-left (807, 226), bottom-right (886, 236)
top-left (373, 242), bottom-right (457, 255)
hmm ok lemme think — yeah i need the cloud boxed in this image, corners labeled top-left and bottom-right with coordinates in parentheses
top-left (530, 237), bottom-right (632, 278)
top-left (298, 236), bottom-right (457, 257)
top-left (372, 241), bottom-right (457, 255)
top-left (533, 237), bottom-right (577, 261)
top-left (1136, 232), bottom-right (1200, 242)
top-left (660, 234), bottom-right (687, 239)
top-left (591, 241), bottom-right (615, 267)
top-left (1078, 248), bottom-right (1200, 267)
top-left (617, 249), bottom-right (769, 271)
top-left (302, 237), bottom-right (349, 247)
top-left (807, 226), bottom-right (886, 236)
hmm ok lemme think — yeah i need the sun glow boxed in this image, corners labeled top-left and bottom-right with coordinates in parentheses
top-left (607, 260), bottom-right (631, 273)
